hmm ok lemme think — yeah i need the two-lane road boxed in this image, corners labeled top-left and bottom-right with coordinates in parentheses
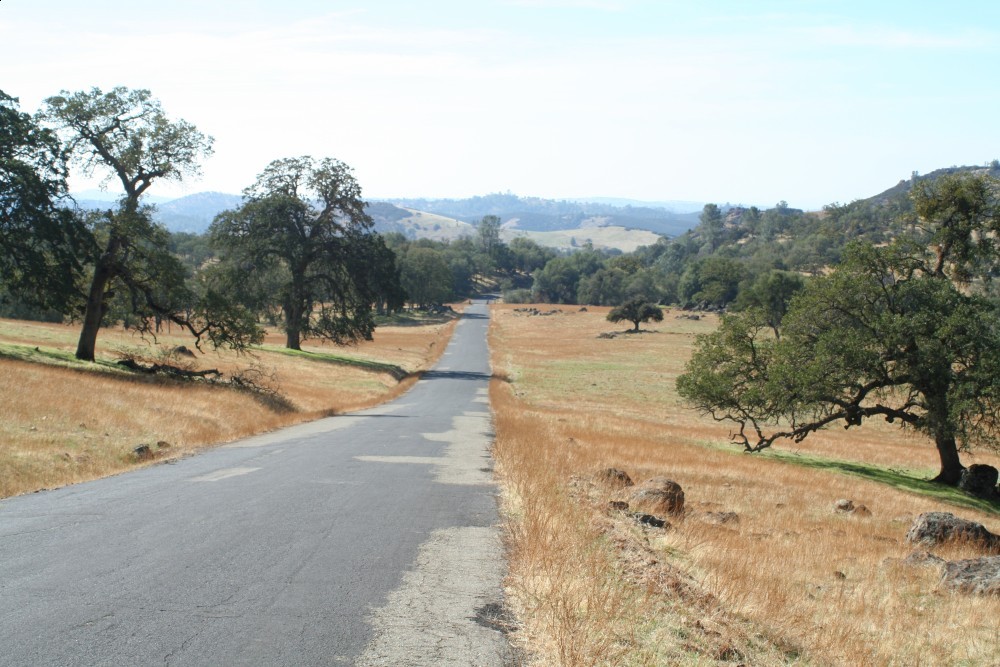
top-left (0, 301), bottom-right (510, 666)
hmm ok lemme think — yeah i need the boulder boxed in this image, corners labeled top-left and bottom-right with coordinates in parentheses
top-left (629, 477), bottom-right (684, 516)
top-left (903, 550), bottom-right (945, 568)
top-left (630, 513), bottom-right (668, 529)
top-left (905, 512), bottom-right (1000, 552)
top-left (958, 464), bottom-right (999, 500)
top-left (834, 499), bottom-right (855, 513)
top-left (941, 556), bottom-right (1000, 596)
top-left (595, 468), bottom-right (633, 488)
top-left (833, 499), bottom-right (871, 516)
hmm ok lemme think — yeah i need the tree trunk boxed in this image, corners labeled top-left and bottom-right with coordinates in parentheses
top-left (632, 320), bottom-right (640, 332)
top-left (931, 434), bottom-right (965, 485)
top-left (283, 300), bottom-right (304, 350)
top-left (285, 327), bottom-right (301, 350)
top-left (75, 252), bottom-right (116, 362)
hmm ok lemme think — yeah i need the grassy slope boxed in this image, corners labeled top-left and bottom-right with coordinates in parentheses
top-left (0, 314), bottom-right (458, 499)
top-left (490, 304), bottom-right (1000, 666)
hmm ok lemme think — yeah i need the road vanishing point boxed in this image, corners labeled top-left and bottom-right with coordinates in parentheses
top-left (0, 301), bottom-right (513, 666)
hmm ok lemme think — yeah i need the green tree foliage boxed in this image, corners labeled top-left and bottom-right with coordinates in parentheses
top-left (678, 172), bottom-right (1000, 486)
top-left (911, 171), bottom-right (1000, 282)
top-left (699, 203), bottom-right (724, 253)
top-left (607, 298), bottom-right (664, 331)
top-left (678, 256), bottom-right (743, 308)
top-left (41, 87), bottom-right (256, 361)
top-left (399, 246), bottom-right (453, 307)
top-left (211, 156), bottom-right (402, 350)
top-left (0, 90), bottom-right (89, 310)
top-left (577, 267), bottom-right (627, 306)
top-left (476, 214), bottom-right (503, 269)
top-left (734, 270), bottom-right (805, 338)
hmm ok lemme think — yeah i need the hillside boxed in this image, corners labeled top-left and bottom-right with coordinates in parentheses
top-left (69, 190), bottom-right (692, 251)
top-left (388, 193), bottom-right (701, 237)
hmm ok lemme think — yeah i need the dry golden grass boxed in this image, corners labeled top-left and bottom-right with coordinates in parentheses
top-left (490, 304), bottom-right (1000, 666)
top-left (0, 313), bottom-right (458, 499)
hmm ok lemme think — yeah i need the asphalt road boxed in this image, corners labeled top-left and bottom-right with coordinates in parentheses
top-left (0, 301), bottom-right (510, 666)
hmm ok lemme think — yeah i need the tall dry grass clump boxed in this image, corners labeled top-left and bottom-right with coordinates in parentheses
top-left (0, 313), bottom-right (458, 498)
top-left (490, 304), bottom-right (1000, 666)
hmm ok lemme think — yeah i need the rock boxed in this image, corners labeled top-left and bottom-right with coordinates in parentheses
top-left (905, 512), bottom-right (1000, 552)
top-left (958, 464), bottom-right (999, 500)
top-left (630, 513), bottom-right (668, 529)
top-left (940, 556), bottom-right (1000, 596)
top-left (853, 504), bottom-right (872, 517)
top-left (607, 500), bottom-right (630, 512)
top-left (595, 467), bottom-right (633, 488)
top-left (629, 477), bottom-right (684, 516)
top-left (702, 511), bottom-right (740, 525)
top-left (903, 550), bottom-right (945, 568)
top-left (834, 499), bottom-right (855, 513)
top-left (133, 444), bottom-right (153, 460)
top-left (156, 440), bottom-right (171, 449)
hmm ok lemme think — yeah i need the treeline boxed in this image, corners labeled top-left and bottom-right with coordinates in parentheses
top-left (6, 83), bottom-right (998, 363)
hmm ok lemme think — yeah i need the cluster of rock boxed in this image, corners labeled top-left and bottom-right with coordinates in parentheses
top-left (904, 511), bottom-right (1000, 596)
top-left (512, 307), bottom-right (563, 317)
top-left (833, 498), bottom-right (872, 516)
top-left (595, 468), bottom-right (686, 530)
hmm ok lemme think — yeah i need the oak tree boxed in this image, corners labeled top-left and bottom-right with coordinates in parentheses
top-left (678, 172), bottom-right (1000, 485)
top-left (211, 156), bottom-right (402, 350)
top-left (42, 87), bottom-right (256, 361)
top-left (607, 298), bottom-right (663, 331)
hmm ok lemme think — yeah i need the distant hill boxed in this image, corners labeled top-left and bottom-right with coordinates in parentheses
top-left (155, 192), bottom-right (244, 233)
top-left (69, 190), bottom-right (696, 251)
top-left (387, 193), bottom-right (700, 237)
top-left (71, 191), bottom-right (243, 234)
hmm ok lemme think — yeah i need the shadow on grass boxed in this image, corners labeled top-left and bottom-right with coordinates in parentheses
top-left (760, 449), bottom-right (1000, 516)
top-left (374, 311), bottom-right (458, 327)
top-left (262, 345), bottom-right (411, 381)
top-left (0, 342), bottom-right (296, 414)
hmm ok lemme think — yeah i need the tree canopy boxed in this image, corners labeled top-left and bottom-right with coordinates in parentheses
top-left (211, 156), bottom-right (403, 350)
top-left (0, 90), bottom-right (88, 310)
top-left (607, 298), bottom-right (664, 331)
top-left (40, 86), bottom-right (257, 361)
top-left (678, 172), bottom-right (1000, 486)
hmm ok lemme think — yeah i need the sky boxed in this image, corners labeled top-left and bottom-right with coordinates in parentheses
top-left (2, 0), bottom-right (998, 210)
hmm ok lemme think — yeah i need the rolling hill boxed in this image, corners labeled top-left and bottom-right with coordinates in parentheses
top-left (68, 191), bottom-right (700, 251)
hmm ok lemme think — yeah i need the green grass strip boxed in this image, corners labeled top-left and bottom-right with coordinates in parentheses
top-left (0, 342), bottom-right (124, 373)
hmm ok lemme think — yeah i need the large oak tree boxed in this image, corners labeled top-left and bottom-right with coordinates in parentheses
top-left (678, 172), bottom-right (1000, 486)
top-left (41, 87), bottom-right (260, 361)
top-left (211, 156), bottom-right (403, 350)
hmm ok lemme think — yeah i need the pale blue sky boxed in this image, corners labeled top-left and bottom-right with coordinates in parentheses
top-left (2, 1), bottom-right (998, 209)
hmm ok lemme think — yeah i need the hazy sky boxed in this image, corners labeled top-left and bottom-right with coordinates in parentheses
top-left (3, 0), bottom-right (998, 209)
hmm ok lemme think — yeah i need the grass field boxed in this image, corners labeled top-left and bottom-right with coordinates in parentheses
top-left (489, 304), bottom-right (1000, 666)
top-left (0, 312), bottom-right (458, 499)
